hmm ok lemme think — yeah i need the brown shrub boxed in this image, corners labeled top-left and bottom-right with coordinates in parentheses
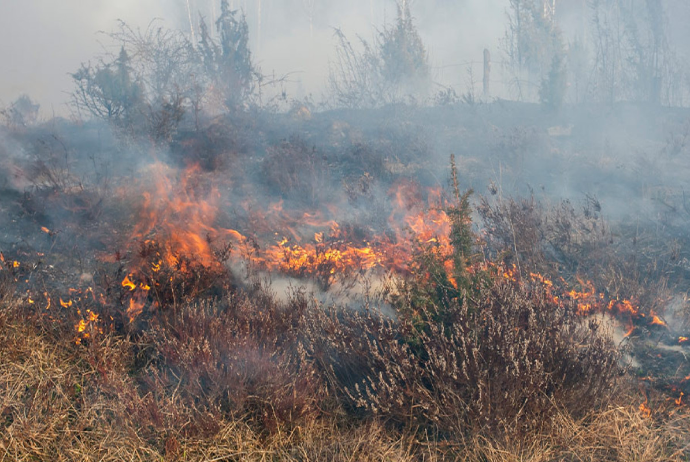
top-left (309, 274), bottom-right (621, 438)
top-left (135, 289), bottom-right (325, 435)
top-left (477, 194), bottom-right (610, 275)
top-left (260, 136), bottom-right (332, 205)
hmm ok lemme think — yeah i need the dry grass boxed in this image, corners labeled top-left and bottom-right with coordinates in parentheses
top-left (2, 272), bottom-right (689, 461)
top-left (462, 405), bottom-right (690, 462)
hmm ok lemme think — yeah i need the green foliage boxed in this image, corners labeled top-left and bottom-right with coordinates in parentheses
top-left (379, 5), bottom-right (429, 87)
top-left (539, 52), bottom-right (568, 111)
top-left (198, 0), bottom-right (257, 110)
top-left (328, 4), bottom-right (429, 108)
top-left (71, 1), bottom-right (261, 138)
top-left (71, 47), bottom-right (145, 124)
top-left (389, 155), bottom-right (479, 336)
top-left (448, 154), bottom-right (474, 288)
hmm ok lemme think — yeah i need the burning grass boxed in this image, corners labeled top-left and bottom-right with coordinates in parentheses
top-left (0, 151), bottom-right (653, 460)
top-left (3, 99), bottom-right (690, 460)
top-left (1, 276), bottom-right (689, 461)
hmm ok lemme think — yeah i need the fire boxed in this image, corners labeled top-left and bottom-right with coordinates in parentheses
top-left (503, 265), bottom-right (518, 281)
top-left (525, 270), bottom-right (659, 338)
top-left (623, 323), bottom-right (636, 338)
top-left (122, 275), bottom-right (136, 291)
top-left (650, 312), bottom-right (666, 327)
top-left (130, 163), bottom-right (224, 269)
top-left (120, 273), bottom-right (151, 322)
top-left (123, 169), bottom-right (457, 301)
top-left (530, 272), bottom-right (553, 287)
top-left (121, 165), bottom-right (662, 336)
top-left (118, 168), bottom-right (464, 321)
top-left (567, 278), bottom-right (595, 299)
top-left (639, 398), bottom-right (652, 418)
top-left (73, 309), bottom-right (101, 345)
top-left (127, 298), bottom-right (145, 322)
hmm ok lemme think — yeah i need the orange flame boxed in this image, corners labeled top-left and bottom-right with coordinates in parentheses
top-left (639, 398), bottom-right (652, 418)
top-left (127, 298), bottom-right (145, 323)
top-left (650, 311), bottom-right (666, 327)
top-left (122, 275), bottom-right (136, 291)
top-left (676, 392), bottom-right (684, 406)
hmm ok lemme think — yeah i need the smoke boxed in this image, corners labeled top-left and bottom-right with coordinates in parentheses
top-left (0, 0), bottom-right (181, 113)
top-left (0, 0), bottom-right (531, 113)
top-left (5, 0), bottom-right (690, 114)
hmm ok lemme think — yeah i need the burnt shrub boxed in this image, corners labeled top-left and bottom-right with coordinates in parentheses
top-left (307, 176), bottom-right (621, 438)
top-left (260, 136), bottom-right (332, 205)
top-left (478, 194), bottom-right (612, 274)
top-left (310, 272), bottom-right (620, 437)
top-left (136, 288), bottom-right (325, 436)
top-left (476, 193), bottom-right (674, 323)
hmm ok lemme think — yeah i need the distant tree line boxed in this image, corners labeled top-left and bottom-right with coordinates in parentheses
top-left (63, 0), bottom-right (690, 131)
top-left (502, 0), bottom-right (686, 108)
top-left (71, 0), bottom-right (261, 142)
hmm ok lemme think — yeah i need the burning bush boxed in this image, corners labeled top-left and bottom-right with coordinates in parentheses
top-left (305, 168), bottom-right (621, 438)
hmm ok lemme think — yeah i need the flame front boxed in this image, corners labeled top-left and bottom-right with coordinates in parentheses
top-left (122, 169), bottom-right (456, 293)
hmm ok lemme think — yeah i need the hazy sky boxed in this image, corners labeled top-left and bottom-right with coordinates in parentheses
top-left (0, 1), bottom-right (182, 114)
top-left (0, 0), bottom-right (510, 115)
top-left (2, 0), bottom-right (687, 116)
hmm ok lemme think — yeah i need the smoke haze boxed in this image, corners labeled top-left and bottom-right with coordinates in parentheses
top-left (0, 0), bottom-right (539, 113)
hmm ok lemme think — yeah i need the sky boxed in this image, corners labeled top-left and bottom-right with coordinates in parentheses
top-left (0, 0), bottom-right (509, 115)
top-left (0, 1), bottom-right (178, 114)
top-left (1, 0), bottom-right (688, 116)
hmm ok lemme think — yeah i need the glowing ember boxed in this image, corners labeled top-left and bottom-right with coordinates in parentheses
top-left (122, 275), bottom-right (137, 291)
top-left (676, 392), bottom-right (685, 406)
top-left (639, 398), bottom-right (652, 418)
top-left (650, 312), bottom-right (666, 327)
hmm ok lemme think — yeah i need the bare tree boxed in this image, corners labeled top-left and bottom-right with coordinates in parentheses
top-left (589, 0), bottom-right (673, 104)
top-left (502, 0), bottom-right (564, 101)
top-left (185, 0), bottom-right (197, 42)
top-left (328, 3), bottom-right (429, 108)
